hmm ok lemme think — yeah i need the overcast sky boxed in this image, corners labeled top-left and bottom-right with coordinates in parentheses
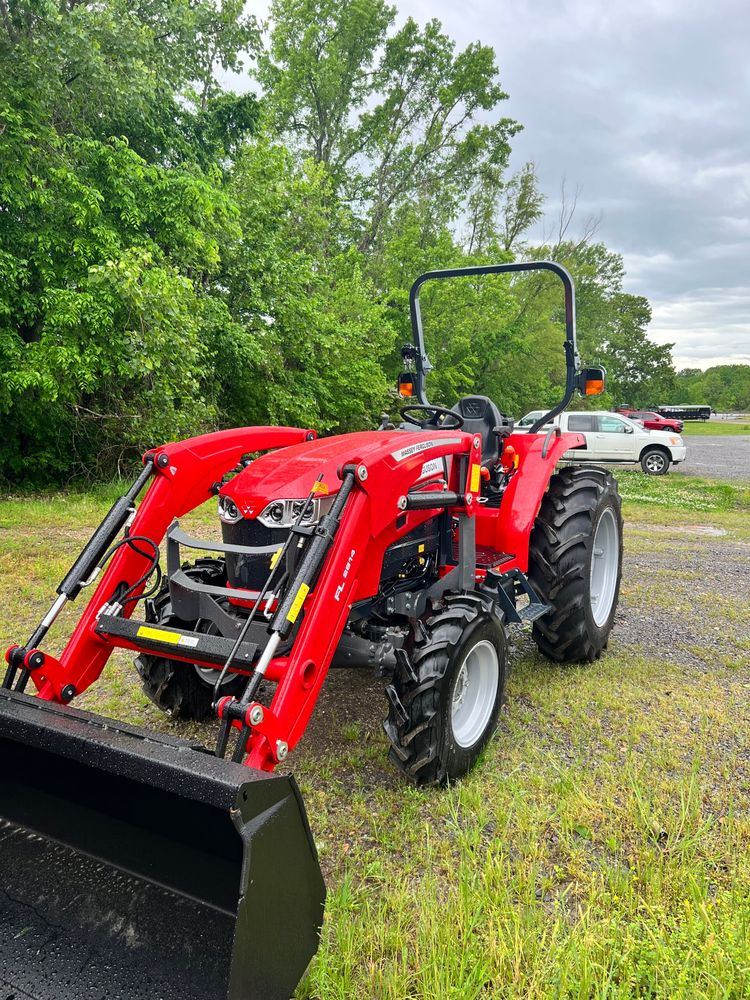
top-left (244, 0), bottom-right (750, 369)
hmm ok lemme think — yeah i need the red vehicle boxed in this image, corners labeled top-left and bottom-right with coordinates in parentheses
top-left (616, 408), bottom-right (684, 433)
top-left (1, 261), bottom-right (623, 1000)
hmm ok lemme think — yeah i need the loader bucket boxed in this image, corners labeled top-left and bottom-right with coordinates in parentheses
top-left (0, 690), bottom-right (325, 1000)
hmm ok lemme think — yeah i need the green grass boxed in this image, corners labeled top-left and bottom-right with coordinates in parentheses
top-left (617, 469), bottom-right (750, 513)
top-left (680, 421), bottom-right (750, 436)
top-left (614, 471), bottom-right (750, 542)
top-left (1, 479), bottom-right (749, 999)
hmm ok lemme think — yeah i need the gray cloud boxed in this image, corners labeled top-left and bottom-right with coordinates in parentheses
top-left (402, 0), bottom-right (750, 369)
top-left (235, 1), bottom-right (749, 368)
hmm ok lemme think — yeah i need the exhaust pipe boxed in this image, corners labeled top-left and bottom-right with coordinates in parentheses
top-left (0, 690), bottom-right (324, 1000)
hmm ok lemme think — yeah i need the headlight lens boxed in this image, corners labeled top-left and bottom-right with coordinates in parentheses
top-left (218, 495), bottom-right (242, 523)
top-left (268, 501), bottom-right (285, 524)
top-left (257, 496), bottom-right (333, 529)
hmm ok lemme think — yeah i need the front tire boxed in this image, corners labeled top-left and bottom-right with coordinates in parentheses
top-left (640, 447), bottom-right (670, 475)
top-left (135, 558), bottom-right (247, 720)
top-left (384, 594), bottom-right (507, 786)
top-left (528, 466), bottom-right (623, 663)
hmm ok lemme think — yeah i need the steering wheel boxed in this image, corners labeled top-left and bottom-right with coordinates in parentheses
top-left (400, 404), bottom-right (465, 430)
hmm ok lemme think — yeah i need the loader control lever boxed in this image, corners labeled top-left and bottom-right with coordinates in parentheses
top-left (400, 404), bottom-right (464, 430)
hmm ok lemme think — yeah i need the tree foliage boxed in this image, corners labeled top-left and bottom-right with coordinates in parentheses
top-left (669, 365), bottom-right (750, 412)
top-left (220, 138), bottom-right (391, 431)
top-left (0, 0), bottom-right (673, 484)
top-left (258, 0), bottom-right (519, 252)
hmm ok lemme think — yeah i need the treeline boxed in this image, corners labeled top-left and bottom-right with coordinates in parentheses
top-left (668, 366), bottom-right (750, 412)
top-left (0, 0), bottom-right (674, 484)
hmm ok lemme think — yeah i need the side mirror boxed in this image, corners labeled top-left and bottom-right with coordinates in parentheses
top-left (625, 425), bottom-right (634, 434)
top-left (577, 366), bottom-right (606, 397)
top-left (397, 372), bottom-right (416, 398)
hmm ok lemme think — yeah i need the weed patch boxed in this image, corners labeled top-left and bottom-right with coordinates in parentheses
top-left (617, 470), bottom-right (750, 514)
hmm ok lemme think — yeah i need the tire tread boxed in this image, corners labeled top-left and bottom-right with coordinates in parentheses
top-left (384, 596), bottom-right (505, 786)
top-left (528, 465), bottom-right (622, 664)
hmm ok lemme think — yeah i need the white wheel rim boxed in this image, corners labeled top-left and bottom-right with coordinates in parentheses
top-left (192, 618), bottom-right (239, 687)
top-left (645, 452), bottom-right (665, 472)
top-left (590, 508), bottom-right (619, 627)
top-left (194, 664), bottom-right (237, 686)
top-left (450, 639), bottom-right (499, 748)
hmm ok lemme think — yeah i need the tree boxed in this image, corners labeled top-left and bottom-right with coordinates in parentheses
top-left (495, 164), bottom-right (544, 254)
top-left (257, 0), bottom-right (519, 252)
top-left (0, 127), bottom-right (242, 477)
top-left (597, 294), bottom-right (675, 406)
top-left (0, 0), bottom-right (255, 480)
top-left (0, 0), bottom-right (670, 483)
top-left (671, 365), bottom-right (750, 411)
top-left (220, 137), bottom-right (393, 432)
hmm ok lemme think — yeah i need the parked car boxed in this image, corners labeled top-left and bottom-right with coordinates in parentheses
top-left (516, 410), bottom-right (547, 429)
top-left (616, 408), bottom-right (684, 433)
top-left (519, 410), bottom-right (686, 474)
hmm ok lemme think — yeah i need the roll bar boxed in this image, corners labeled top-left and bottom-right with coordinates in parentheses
top-left (408, 260), bottom-right (581, 435)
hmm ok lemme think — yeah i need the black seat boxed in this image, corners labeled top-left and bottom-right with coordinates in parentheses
top-left (451, 395), bottom-right (509, 466)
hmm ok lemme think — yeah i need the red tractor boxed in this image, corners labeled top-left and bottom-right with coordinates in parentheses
top-left (1, 262), bottom-right (622, 1000)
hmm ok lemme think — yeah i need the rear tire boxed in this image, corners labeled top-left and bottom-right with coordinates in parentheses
top-left (135, 558), bottom-right (247, 720)
top-left (383, 594), bottom-right (507, 786)
top-left (640, 447), bottom-right (670, 475)
top-left (528, 466), bottom-right (623, 664)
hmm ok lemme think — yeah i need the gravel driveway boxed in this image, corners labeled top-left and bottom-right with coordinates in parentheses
top-left (676, 434), bottom-right (750, 481)
top-left (609, 522), bottom-right (750, 668)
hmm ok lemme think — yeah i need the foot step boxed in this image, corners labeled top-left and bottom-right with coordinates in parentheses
top-left (518, 601), bottom-right (550, 623)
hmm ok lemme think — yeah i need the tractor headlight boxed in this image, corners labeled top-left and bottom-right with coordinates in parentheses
top-left (218, 495), bottom-right (242, 523)
top-left (267, 501), bottom-right (286, 525)
top-left (257, 496), bottom-right (333, 529)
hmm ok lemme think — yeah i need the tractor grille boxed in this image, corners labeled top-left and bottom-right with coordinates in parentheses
top-left (222, 516), bottom-right (441, 592)
top-left (221, 518), bottom-right (289, 591)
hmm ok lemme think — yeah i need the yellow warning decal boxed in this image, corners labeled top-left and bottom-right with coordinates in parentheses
top-left (270, 547), bottom-right (283, 569)
top-left (137, 625), bottom-right (180, 645)
top-left (470, 463), bottom-right (481, 493)
top-left (311, 480), bottom-right (329, 495)
top-left (418, 543), bottom-right (425, 553)
top-left (287, 583), bottom-right (310, 623)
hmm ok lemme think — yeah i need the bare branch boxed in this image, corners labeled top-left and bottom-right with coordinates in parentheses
top-left (0, 0), bottom-right (16, 42)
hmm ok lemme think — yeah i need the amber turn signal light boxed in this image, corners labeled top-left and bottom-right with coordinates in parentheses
top-left (584, 379), bottom-right (604, 396)
top-left (577, 366), bottom-right (606, 397)
top-left (397, 372), bottom-right (416, 397)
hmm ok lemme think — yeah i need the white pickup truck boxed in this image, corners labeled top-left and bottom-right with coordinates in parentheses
top-left (528, 410), bottom-right (687, 475)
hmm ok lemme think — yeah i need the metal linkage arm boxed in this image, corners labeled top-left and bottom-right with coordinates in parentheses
top-left (5, 427), bottom-right (315, 703)
top-left (219, 469), bottom-right (360, 764)
top-left (3, 461), bottom-right (156, 692)
top-left (224, 433), bottom-right (482, 773)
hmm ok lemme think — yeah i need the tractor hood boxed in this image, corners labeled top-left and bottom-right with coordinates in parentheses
top-left (220, 429), bottom-right (455, 519)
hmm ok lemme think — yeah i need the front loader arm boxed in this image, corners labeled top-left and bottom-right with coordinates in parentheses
top-left (5, 427), bottom-right (314, 702)
top-left (231, 431), bottom-right (483, 771)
